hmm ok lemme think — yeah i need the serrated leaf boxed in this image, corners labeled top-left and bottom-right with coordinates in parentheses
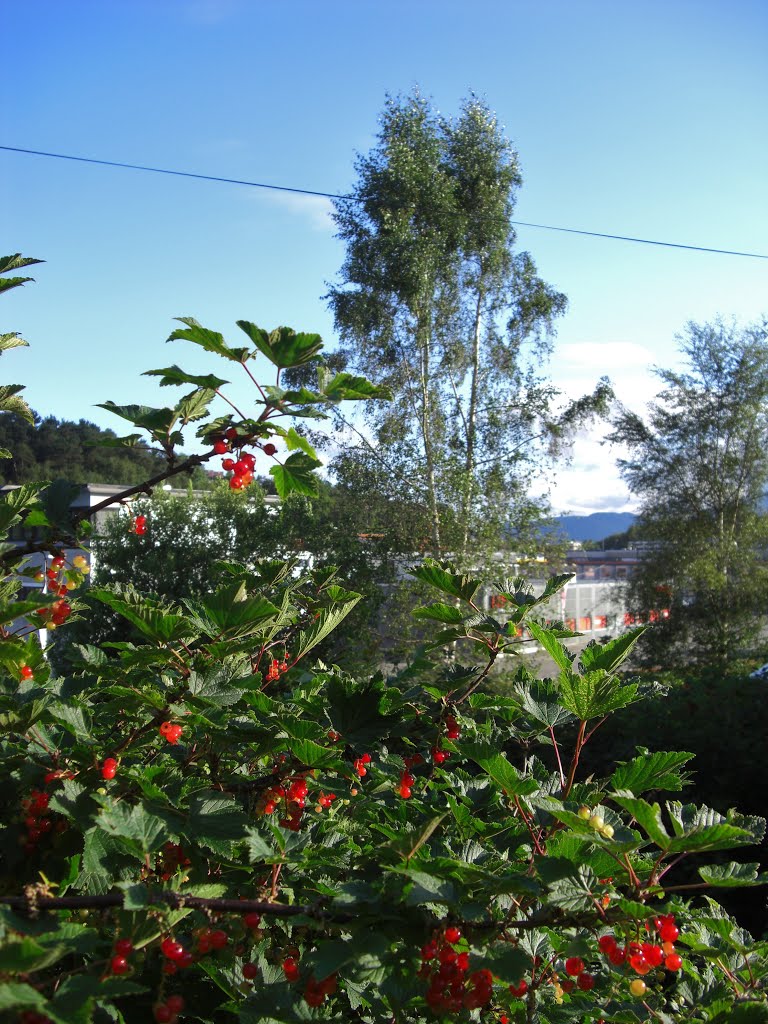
top-left (169, 317), bottom-right (251, 362)
top-left (699, 862), bottom-right (768, 887)
top-left (579, 626), bottom-right (648, 674)
top-left (143, 364), bottom-right (229, 389)
top-left (558, 667), bottom-right (640, 721)
top-left (611, 749), bottom-right (695, 795)
top-left (283, 427), bottom-right (318, 460)
top-left (461, 741), bottom-right (538, 796)
top-left (295, 594), bottom-right (361, 660)
top-left (320, 371), bottom-right (392, 401)
top-left (412, 602), bottom-right (465, 624)
top-left (525, 619), bottom-right (573, 673)
top-left (409, 559), bottom-right (481, 602)
top-left (613, 795), bottom-right (671, 849)
top-left (236, 321), bottom-right (324, 368)
top-left (270, 451), bottom-right (322, 498)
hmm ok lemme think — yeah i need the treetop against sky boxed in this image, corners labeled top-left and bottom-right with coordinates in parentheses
top-left (2, 0), bottom-right (766, 513)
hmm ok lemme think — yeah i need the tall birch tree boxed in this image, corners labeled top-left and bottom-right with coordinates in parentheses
top-left (327, 92), bottom-right (609, 561)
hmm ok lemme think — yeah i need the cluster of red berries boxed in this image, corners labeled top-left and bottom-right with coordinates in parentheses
top-left (432, 714), bottom-right (460, 764)
top-left (398, 768), bottom-right (415, 799)
top-left (562, 957), bottom-right (595, 992)
top-left (20, 789), bottom-right (52, 854)
top-left (213, 428), bottom-right (278, 491)
top-left (101, 757), bottom-right (118, 780)
top-left (36, 597), bottom-right (72, 630)
top-left (19, 664), bottom-right (34, 681)
top-left (193, 927), bottom-right (229, 956)
top-left (263, 656), bottom-right (289, 682)
top-left (130, 514), bottom-right (147, 536)
top-left (316, 791), bottom-right (337, 812)
top-left (110, 937), bottom-right (135, 976)
top-left (279, 776), bottom-right (309, 830)
top-left (156, 842), bottom-right (191, 881)
top-left (282, 953), bottom-right (301, 981)
top-left (418, 926), bottom-right (493, 1013)
top-left (597, 914), bottom-right (683, 985)
top-left (159, 721), bottom-right (183, 744)
top-left (153, 995), bottom-right (185, 1023)
top-left (354, 752), bottom-right (372, 778)
top-left (304, 973), bottom-right (338, 1007)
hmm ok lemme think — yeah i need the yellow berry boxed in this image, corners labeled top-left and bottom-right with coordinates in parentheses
top-left (600, 823), bottom-right (615, 839)
top-left (629, 978), bottom-right (647, 997)
top-left (588, 814), bottom-right (604, 830)
top-left (577, 806), bottom-right (591, 819)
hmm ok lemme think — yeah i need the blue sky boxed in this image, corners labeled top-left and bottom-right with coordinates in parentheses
top-left (3, 0), bottom-right (766, 512)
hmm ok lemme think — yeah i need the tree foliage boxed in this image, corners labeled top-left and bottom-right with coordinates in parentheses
top-left (327, 92), bottom-right (612, 561)
top-left (610, 317), bottom-right (768, 666)
top-left (0, 412), bottom-right (177, 487)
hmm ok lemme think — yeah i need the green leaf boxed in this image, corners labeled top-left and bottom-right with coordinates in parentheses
top-left (319, 371), bottom-right (392, 401)
top-left (186, 791), bottom-right (249, 853)
top-left (270, 451), bottom-right (322, 498)
top-left (295, 593), bottom-right (361, 660)
top-left (97, 802), bottom-right (174, 858)
top-left (525, 619), bottom-right (573, 674)
top-left (412, 602), bottom-right (465, 624)
top-left (143, 364), bottom-right (229, 389)
top-left (169, 317), bottom-right (251, 362)
top-left (558, 667), bottom-right (640, 721)
top-left (546, 864), bottom-right (599, 911)
top-left (699, 862), bottom-right (768, 887)
top-left (236, 321), bottom-right (324, 367)
top-left (90, 588), bottom-right (195, 644)
top-left (611, 749), bottom-right (695, 796)
top-left (409, 559), bottom-right (481, 602)
top-left (579, 626), bottom-right (648, 674)
top-left (461, 741), bottom-right (538, 796)
top-left (282, 426), bottom-right (318, 460)
top-left (612, 795), bottom-right (671, 849)
top-left (0, 938), bottom-right (69, 973)
top-left (0, 982), bottom-right (48, 1012)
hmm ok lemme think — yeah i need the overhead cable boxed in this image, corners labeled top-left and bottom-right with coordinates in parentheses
top-left (2, 144), bottom-right (766, 260)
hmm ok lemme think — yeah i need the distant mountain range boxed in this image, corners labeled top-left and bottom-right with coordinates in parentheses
top-left (554, 511), bottom-right (636, 542)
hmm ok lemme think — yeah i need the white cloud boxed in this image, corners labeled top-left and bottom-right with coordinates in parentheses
top-left (255, 190), bottom-right (335, 233)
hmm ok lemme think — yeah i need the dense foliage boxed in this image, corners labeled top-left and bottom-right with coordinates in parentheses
top-left (2, 259), bottom-right (768, 1024)
top-left (0, 412), bottom-right (173, 488)
top-left (610, 318), bottom-right (768, 668)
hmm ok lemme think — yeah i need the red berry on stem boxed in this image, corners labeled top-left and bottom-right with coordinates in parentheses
top-left (243, 962), bottom-right (259, 979)
top-left (110, 955), bottom-right (129, 975)
top-left (565, 956), bottom-right (585, 976)
top-left (20, 665), bottom-right (34, 680)
top-left (577, 971), bottom-right (595, 991)
top-left (263, 443), bottom-right (277, 456)
top-left (114, 938), bottom-right (133, 956)
top-left (165, 995), bottom-right (185, 1013)
top-left (213, 439), bottom-right (229, 455)
top-left (445, 926), bottom-right (461, 944)
top-left (154, 1007), bottom-right (173, 1024)
top-left (665, 953), bottom-right (683, 971)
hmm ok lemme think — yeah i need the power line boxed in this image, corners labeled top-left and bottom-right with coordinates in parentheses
top-left (2, 143), bottom-right (767, 261)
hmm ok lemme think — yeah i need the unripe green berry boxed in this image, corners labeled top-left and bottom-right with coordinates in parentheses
top-left (577, 806), bottom-right (591, 820)
top-left (588, 814), bottom-right (604, 830)
top-left (600, 823), bottom-right (615, 839)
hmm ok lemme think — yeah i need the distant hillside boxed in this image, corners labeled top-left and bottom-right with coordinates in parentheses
top-left (555, 511), bottom-right (636, 542)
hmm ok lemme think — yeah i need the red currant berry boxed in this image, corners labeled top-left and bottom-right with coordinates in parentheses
top-left (564, 956), bottom-right (585, 976)
top-left (110, 954), bottom-right (129, 975)
top-left (153, 1007), bottom-right (173, 1024)
top-left (665, 953), bottom-right (683, 971)
top-left (445, 926), bottom-right (461, 944)
top-left (213, 440), bottom-right (229, 455)
top-left (165, 995), bottom-right (185, 1013)
top-left (161, 938), bottom-right (185, 961)
top-left (20, 665), bottom-right (34, 680)
top-left (209, 929), bottom-right (228, 949)
top-left (225, 427), bottom-right (239, 441)
top-left (243, 962), bottom-right (259, 979)
top-left (263, 443), bottom-right (277, 456)
top-left (283, 956), bottom-right (300, 981)
top-left (659, 921), bottom-right (679, 943)
top-left (243, 911), bottom-right (261, 929)
top-left (577, 971), bottom-right (595, 991)
top-left (509, 980), bottom-right (528, 997)
top-left (598, 934), bottom-right (617, 954)
top-left (114, 938), bottom-right (133, 956)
